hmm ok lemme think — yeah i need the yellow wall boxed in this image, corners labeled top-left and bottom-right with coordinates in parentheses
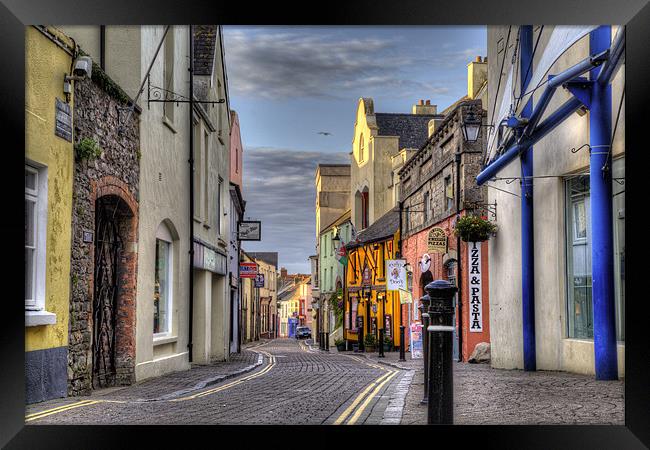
top-left (25, 26), bottom-right (75, 351)
top-left (344, 233), bottom-right (402, 347)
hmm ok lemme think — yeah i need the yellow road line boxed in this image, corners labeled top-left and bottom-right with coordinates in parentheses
top-left (346, 370), bottom-right (398, 425)
top-left (25, 399), bottom-right (96, 419)
top-left (26, 400), bottom-right (102, 422)
top-left (332, 370), bottom-right (394, 425)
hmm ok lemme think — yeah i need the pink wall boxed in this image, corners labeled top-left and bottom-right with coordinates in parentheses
top-left (400, 215), bottom-right (490, 361)
top-left (229, 110), bottom-right (243, 188)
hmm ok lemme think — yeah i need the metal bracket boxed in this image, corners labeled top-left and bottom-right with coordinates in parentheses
top-left (147, 75), bottom-right (225, 109)
top-left (464, 200), bottom-right (497, 221)
top-left (563, 77), bottom-right (593, 109)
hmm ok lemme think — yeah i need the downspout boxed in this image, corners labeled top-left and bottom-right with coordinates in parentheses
top-left (188, 25), bottom-right (195, 363)
top-left (455, 150), bottom-right (463, 362)
top-left (520, 25), bottom-right (536, 371)
top-left (99, 25), bottom-right (106, 70)
top-left (590, 26), bottom-right (618, 380)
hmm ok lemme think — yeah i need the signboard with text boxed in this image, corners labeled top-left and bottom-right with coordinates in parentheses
top-left (254, 273), bottom-right (265, 288)
top-left (239, 262), bottom-right (258, 278)
top-left (427, 227), bottom-right (448, 254)
top-left (238, 221), bottom-right (261, 241)
top-left (468, 241), bottom-right (483, 332)
top-left (386, 259), bottom-right (407, 290)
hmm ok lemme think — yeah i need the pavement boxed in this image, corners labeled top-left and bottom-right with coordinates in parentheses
top-left (355, 349), bottom-right (624, 425)
top-left (24, 339), bottom-right (624, 425)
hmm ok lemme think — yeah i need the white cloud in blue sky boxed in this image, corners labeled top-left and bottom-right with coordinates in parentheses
top-left (225, 26), bottom-right (486, 273)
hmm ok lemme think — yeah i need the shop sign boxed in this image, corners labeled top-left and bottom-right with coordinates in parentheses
top-left (398, 288), bottom-right (413, 304)
top-left (386, 259), bottom-right (407, 290)
top-left (410, 323), bottom-right (423, 359)
top-left (240, 262), bottom-right (258, 278)
top-left (362, 266), bottom-right (372, 286)
top-left (427, 227), bottom-right (448, 254)
top-left (468, 241), bottom-right (483, 332)
top-left (420, 253), bottom-right (431, 273)
top-left (238, 221), bottom-right (261, 241)
top-left (254, 273), bottom-right (265, 288)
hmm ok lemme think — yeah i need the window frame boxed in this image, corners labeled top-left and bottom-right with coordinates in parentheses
top-left (154, 225), bottom-right (174, 337)
top-left (25, 163), bottom-right (48, 312)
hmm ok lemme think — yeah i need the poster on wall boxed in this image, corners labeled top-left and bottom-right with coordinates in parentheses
top-left (384, 314), bottom-right (392, 338)
top-left (468, 241), bottom-right (483, 332)
top-left (410, 323), bottom-right (423, 359)
top-left (386, 259), bottom-right (407, 290)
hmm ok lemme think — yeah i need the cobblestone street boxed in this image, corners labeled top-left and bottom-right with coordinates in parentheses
top-left (25, 339), bottom-right (407, 425)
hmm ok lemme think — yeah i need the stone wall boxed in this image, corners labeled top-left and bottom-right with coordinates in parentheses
top-left (68, 72), bottom-right (140, 396)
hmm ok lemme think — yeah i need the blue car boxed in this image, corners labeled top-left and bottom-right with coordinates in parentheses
top-left (296, 326), bottom-right (311, 339)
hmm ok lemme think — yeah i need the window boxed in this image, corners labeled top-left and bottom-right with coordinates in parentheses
top-left (193, 120), bottom-right (201, 218)
top-left (163, 26), bottom-right (175, 123)
top-left (361, 190), bottom-right (369, 229)
top-left (404, 206), bottom-right (410, 233)
top-left (445, 176), bottom-right (454, 211)
top-left (324, 268), bottom-right (328, 292)
top-left (565, 158), bottom-right (625, 341)
top-left (217, 177), bottom-right (223, 236)
top-left (25, 164), bottom-right (46, 310)
top-left (359, 134), bottom-right (365, 163)
top-left (154, 224), bottom-right (173, 335)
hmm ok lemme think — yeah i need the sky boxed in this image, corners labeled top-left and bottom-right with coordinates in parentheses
top-left (223, 26), bottom-right (486, 274)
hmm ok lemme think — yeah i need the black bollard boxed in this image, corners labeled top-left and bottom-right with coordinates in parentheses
top-left (378, 328), bottom-right (385, 358)
top-left (399, 325), bottom-right (406, 361)
top-left (419, 295), bottom-right (431, 404)
top-left (425, 280), bottom-right (457, 425)
top-left (325, 332), bottom-right (330, 351)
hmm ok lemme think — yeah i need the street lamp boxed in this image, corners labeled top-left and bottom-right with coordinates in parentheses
top-left (461, 107), bottom-right (482, 143)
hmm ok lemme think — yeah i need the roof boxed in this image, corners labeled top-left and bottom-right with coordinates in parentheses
top-left (348, 207), bottom-right (399, 248)
top-left (248, 252), bottom-right (278, 268)
top-left (321, 209), bottom-right (352, 234)
top-left (193, 25), bottom-right (217, 76)
top-left (375, 113), bottom-right (444, 150)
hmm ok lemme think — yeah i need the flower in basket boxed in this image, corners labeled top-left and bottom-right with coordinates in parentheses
top-left (454, 215), bottom-right (498, 242)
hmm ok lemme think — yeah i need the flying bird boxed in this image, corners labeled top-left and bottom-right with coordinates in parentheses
top-left (317, 131), bottom-right (332, 136)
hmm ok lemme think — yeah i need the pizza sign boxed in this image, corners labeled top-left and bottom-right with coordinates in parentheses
top-left (427, 227), bottom-right (448, 254)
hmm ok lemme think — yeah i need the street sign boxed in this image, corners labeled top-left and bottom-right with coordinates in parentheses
top-left (240, 262), bottom-right (258, 278)
top-left (254, 273), bottom-right (265, 288)
top-left (238, 221), bottom-right (261, 241)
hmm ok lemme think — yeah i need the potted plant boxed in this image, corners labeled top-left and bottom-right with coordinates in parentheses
top-left (364, 333), bottom-right (377, 352)
top-left (335, 338), bottom-right (346, 352)
top-left (382, 335), bottom-right (393, 352)
top-left (454, 215), bottom-right (498, 242)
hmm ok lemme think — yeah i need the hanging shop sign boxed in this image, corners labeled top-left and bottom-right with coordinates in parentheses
top-left (427, 227), bottom-right (448, 254)
top-left (239, 262), bottom-right (258, 278)
top-left (386, 259), bottom-right (407, 290)
top-left (410, 323), bottom-right (423, 359)
top-left (399, 288), bottom-right (413, 304)
top-left (254, 273), bottom-right (265, 288)
top-left (468, 241), bottom-right (483, 332)
top-left (420, 253), bottom-right (431, 273)
top-left (238, 221), bottom-right (261, 241)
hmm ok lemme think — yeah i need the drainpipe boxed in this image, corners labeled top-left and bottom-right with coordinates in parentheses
top-left (188, 25), bottom-right (195, 363)
top-left (519, 25), bottom-right (536, 371)
top-left (590, 26), bottom-right (618, 380)
top-left (455, 150), bottom-right (463, 362)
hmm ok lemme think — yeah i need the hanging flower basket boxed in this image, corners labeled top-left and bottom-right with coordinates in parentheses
top-left (454, 215), bottom-right (498, 242)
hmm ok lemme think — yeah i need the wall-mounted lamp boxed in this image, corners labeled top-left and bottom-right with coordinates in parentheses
top-left (64, 55), bottom-right (93, 97)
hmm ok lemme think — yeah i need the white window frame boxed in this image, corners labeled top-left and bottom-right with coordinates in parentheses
top-left (154, 224), bottom-right (174, 338)
top-left (25, 162), bottom-right (56, 326)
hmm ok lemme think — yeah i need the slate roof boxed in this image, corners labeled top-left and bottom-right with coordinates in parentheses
top-left (249, 252), bottom-right (278, 269)
top-left (193, 25), bottom-right (218, 76)
top-left (348, 207), bottom-right (400, 248)
top-left (375, 113), bottom-right (444, 150)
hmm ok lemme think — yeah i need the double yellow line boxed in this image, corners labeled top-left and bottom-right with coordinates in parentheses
top-left (333, 355), bottom-right (399, 425)
top-left (171, 351), bottom-right (276, 401)
top-left (26, 399), bottom-right (101, 423)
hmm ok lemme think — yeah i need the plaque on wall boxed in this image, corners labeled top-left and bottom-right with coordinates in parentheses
top-left (55, 98), bottom-right (73, 142)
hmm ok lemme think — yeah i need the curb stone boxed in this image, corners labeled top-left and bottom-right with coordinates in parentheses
top-left (380, 370), bottom-right (415, 425)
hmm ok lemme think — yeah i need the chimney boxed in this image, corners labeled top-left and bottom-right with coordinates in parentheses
top-left (412, 99), bottom-right (438, 115)
top-left (467, 56), bottom-right (488, 99)
top-left (428, 118), bottom-right (444, 138)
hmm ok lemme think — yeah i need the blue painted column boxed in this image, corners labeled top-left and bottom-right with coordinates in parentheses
top-left (519, 25), bottom-right (536, 371)
top-left (590, 26), bottom-right (618, 380)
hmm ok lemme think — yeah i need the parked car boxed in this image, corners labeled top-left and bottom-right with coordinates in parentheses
top-left (296, 326), bottom-right (311, 339)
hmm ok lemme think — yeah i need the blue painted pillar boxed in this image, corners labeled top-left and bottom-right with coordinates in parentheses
top-left (519, 25), bottom-right (536, 371)
top-left (590, 26), bottom-right (618, 380)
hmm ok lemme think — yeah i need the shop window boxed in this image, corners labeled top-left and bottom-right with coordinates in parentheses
top-left (565, 157), bottom-right (625, 341)
top-left (154, 223), bottom-right (174, 335)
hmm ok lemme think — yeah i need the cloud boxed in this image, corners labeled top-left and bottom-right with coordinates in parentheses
top-left (223, 28), bottom-right (444, 100)
top-left (242, 147), bottom-right (349, 273)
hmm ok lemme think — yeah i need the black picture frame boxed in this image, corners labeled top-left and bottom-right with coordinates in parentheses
top-left (237, 220), bottom-right (262, 241)
top-left (3, 0), bottom-right (649, 447)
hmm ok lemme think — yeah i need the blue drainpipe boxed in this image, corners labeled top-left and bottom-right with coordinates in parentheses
top-left (590, 26), bottom-right (618, 380)
top-left (519, 26), bottom-right (536, 371)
